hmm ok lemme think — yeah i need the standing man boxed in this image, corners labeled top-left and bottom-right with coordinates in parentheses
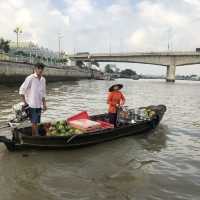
top-left (19, 63), bottom-right (47, 136)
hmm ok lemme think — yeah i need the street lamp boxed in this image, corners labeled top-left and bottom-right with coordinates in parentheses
top-left (108, 29), bottom-right (112, 54)
top-left (167, 27), bottom-right (172, 51)
top-left (14, 27), bottom-right (22, 48)
top-left (58, 33), bottom-right (63, 58)
top-left (119, 36), bottom-right (122, 53)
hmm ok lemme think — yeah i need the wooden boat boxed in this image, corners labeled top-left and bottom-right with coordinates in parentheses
top-left (0, 105), bottom-right (166, 151)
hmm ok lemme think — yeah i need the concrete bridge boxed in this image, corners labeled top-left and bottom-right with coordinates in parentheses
top-left (69, 51), bottom-right (200, 82)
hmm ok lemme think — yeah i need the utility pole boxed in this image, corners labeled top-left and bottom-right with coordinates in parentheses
top-left (73, 33), bottom-right (76, 54)
top-left (167, 29), bottom-right (170, 51)
top-left (109, 31), bottom-right (111, 55)
top-left (109, 40), bottom-right (111, 54)
top-left (14, 27), bottom-right (22, 48)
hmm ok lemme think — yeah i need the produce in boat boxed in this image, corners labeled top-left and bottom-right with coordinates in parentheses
top-left (44, 120), bottom-right (83, 136)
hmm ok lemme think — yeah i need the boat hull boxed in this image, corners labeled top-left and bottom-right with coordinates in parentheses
top-left (0, 105), bottom-right (166, 151)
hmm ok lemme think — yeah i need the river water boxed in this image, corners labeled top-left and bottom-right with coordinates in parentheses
top-left (0, 79), bottom-right (200, 200)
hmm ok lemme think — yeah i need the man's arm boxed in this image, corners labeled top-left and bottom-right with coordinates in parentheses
top-left (42, 97), bottom-right (47, 111)
top-left (20, 94), bottom-right (27, 105)
top-left (42, 78), bottom-right (47, 110)
top-left (19, 76), bottom-right (32, 105)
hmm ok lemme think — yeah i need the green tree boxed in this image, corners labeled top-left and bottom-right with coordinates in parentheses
top-left (0, 38), bottom-right (10, 53)
top-left (120, 69), bottom-right (137, 78)
top-left (115, 67), bottom-right (120, 73)
top-left (76, 60), bottom-right (84, 67)
top-left (104, 64), bottom-right (114, 73)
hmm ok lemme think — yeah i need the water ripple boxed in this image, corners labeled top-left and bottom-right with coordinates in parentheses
top-left (0, 79), bottom-right (200, 200)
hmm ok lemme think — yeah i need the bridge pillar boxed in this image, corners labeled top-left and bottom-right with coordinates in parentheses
top-left (166, 64), bottom-right (176, 82)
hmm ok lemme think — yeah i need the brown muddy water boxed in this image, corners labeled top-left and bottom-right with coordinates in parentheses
top-left (0, 79), bottom-right (200, 200)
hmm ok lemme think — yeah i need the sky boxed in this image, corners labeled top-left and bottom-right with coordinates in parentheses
top-left (1, 0), bottom-right (200, 75)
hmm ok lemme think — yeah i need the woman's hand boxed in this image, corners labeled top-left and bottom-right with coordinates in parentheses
top-left (120, 101), bottom-right (125, 106)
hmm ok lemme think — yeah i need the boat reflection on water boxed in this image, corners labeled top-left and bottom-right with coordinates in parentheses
top-left (95, 74), bottom-right (115, 81)
top-left (135, 124), bottom-right (168, 152)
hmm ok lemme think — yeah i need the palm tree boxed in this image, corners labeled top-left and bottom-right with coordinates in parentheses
top-left (14, 27), bottom-right (22, 48)
top-left (0, 38), bottom-right (10, 53)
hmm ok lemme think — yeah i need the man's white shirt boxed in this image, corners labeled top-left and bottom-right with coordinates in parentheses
top-left (19, 73), bottom-right (46, 108)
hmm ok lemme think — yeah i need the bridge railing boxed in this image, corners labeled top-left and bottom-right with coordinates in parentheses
top-left (0, 53), bottom-right (69, 68)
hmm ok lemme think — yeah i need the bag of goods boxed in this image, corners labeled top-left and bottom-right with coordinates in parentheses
top-left (138, 108), bottom-right (148, 120)
top-left (67, 111), bottom-right (89, 123)
top-left (68, 119), bottom-right (101, 132)
top-left (117, 106), bottom-right (130, 123)
top-left (118, 110), bottom-right (129, 119)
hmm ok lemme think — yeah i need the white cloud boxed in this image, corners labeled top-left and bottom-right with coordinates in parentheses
top-left (8, 0), bottom-right (24, 8)
top-left (129, 30), bottom-right (146, 48)
top-left (183, 0), bottom-right (200, 7)
top-left (1, 0), bottom-right (200, 74)
top-left (0, 0), bottom-right (70, 48)
top-left (16, 8), bottom-right (32, 28)
top-left (64, 0), bottom-right (93, 21)
top-left (138, 1), bottom-right (187, 27)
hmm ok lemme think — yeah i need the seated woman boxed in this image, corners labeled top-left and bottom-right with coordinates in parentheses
top-left (107, 84), bottom-right (125, 127)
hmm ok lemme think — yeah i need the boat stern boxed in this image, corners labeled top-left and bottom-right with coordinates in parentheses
top-left (0, 136), bottom-right (16, 151)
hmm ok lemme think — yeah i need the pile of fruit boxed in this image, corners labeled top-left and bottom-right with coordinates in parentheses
top-left (138, 108), bottom-right (156, 120)
top-left (44, 120), bottom-right (83, 136)
top-left (145, 109), bottom-right (156, 118)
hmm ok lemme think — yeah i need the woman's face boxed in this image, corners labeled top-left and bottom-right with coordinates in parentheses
top-left (113, 86), bottom-right (119, 90)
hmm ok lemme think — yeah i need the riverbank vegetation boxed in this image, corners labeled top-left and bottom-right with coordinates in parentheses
top-left (0, 38), bottom-right (10, 53)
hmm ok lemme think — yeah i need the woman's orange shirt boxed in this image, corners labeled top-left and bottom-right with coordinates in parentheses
top-left (107, 91), bottom-right (125, 113)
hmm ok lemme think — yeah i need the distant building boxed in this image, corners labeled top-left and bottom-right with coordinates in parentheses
top-left (10, 41), bottom-right (37, 49)
top-left (140, 74), bottom-right (165, 79)
top-left (176, 74), bottom-right (200, 81)
top-left (9, 41), bottom-right (59, 59)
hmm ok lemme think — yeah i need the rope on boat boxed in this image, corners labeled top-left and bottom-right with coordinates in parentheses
top-left (66, 134), bottom-right (78, 143)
